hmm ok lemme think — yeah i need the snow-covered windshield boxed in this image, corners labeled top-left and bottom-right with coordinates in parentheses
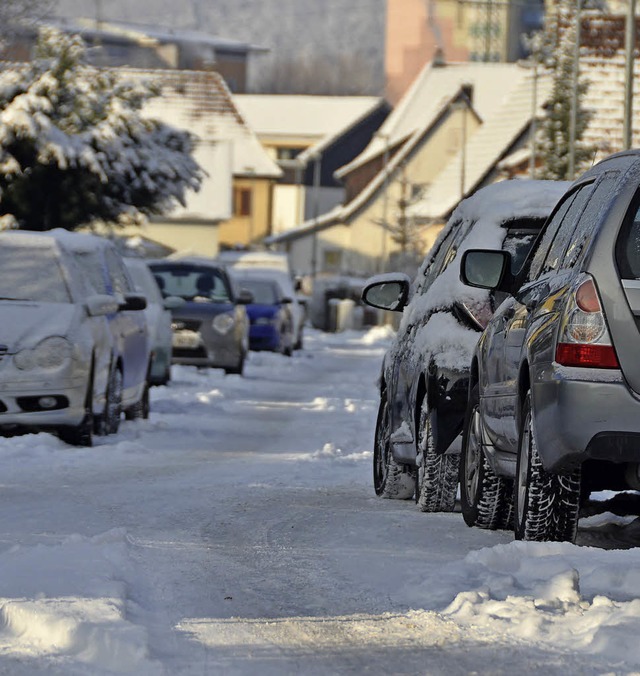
top-left (0, 246), bottom-right (71, 303)
top-left (238, 279), bottom-right (279, 305)
top-left (151, 264), bottom-right (232, 303)
top-left (71, 251), bottom-right (108, 295)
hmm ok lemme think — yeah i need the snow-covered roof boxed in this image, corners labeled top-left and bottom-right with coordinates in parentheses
top-left (234, 94), bottom-right (386, 161)
top-left (336, 61), bottom-right (529, 178)
top-left (118, 68), bottom-right (281, 222)
top-left (410, 68), bottom-right (554, 220)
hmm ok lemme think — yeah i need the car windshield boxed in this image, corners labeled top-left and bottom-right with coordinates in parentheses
top-left (238, 279), bottom-right (279, 304)
top-left (72, 250), bottom-right (108, 294)
top-left (151, 265), bottom-right (232, 303)
top-left (0, 246), bottom-right (71, 303)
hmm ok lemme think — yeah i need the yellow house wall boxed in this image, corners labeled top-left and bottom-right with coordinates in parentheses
top-left (218, 177), bottom-right (273, 248)
top-left (346, 107), bottom-right (479, 273)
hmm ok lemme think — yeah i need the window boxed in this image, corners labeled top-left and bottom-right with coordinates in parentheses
top-left (105, 249), bottom-right (133, 295)
top-left (526, 185), bottom-right (595, 281)
top-left (276, 147), bottom-right (303, 161)
top-left (234, 187), bottom-right (252, 217)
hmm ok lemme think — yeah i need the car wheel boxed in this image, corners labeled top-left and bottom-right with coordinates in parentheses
top-left (294, 329), bottom-right (304, 351)
top-left (459, 385), bottom-right (513, 529)
top-left (59, 376), bottom-right (94, 447)
top-left (125, 380), bottom-right (150, 421)
top-left (514, 391), bottom-right (581, 542)
top-left (225, 353), bottom-right (245, 376)
top-left (103, 366), bottom-right (123, 435)
top-left (415, 397), bottom-right (458, 512)
top-left (373, 392), bottom-right (415, 499)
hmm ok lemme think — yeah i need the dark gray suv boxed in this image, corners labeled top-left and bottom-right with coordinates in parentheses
top-left (460, 150), bottom-right (640, 543)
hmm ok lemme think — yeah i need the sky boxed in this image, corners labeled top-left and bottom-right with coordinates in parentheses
top-left (0, 327), bottom-right (638, 673)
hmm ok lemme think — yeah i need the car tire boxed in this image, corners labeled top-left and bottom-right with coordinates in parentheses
top-left (459, 385), bottom-right (513, 529)
top-left (415, 397), bottom-right (458, 512)
top-left (514, 391), bottom-right (581, 542)
top-left (125, 380), bottom-right (150, 421)
top-left (225, 353), bottom-right (245, 376)
top-left (58, 412), bottom-right (94, 447)
top-left (373, 392), bottom-right (415, 499)
top-left (294, 330), bottom-right (304, 351)
top-left (99, 365), bottom-right (123, 435)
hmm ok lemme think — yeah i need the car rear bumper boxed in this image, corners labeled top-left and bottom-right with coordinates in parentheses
top-left (532, 362), bottom-right (640, 471)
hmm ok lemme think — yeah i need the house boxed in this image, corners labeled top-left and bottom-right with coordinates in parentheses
top-left (234, 94), bottom-right (390, 234)
top-left (111, 68), bottom-right (281, 255)
top-left (1, 18), bottom-right (267, 93)
top-left (267, 60), bottom-right (549, 279)
top-left (385, 0), bottom-right (545, 104)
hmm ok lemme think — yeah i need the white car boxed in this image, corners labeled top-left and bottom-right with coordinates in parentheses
top-left (0, 231), bottom-right (141, 446)
top-left (124, 257), bottom-right (182, 386)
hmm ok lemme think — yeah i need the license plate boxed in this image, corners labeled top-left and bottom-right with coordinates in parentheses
top-left (173, 330), bottom-right (201, 349)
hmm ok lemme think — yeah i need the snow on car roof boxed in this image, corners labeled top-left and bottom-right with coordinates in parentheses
top-left (395, 179), bottom-right (571, 372)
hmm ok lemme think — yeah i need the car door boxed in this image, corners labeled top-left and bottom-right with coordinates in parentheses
top-left (104, 249), bottom-right (149, 399)
top-left (481, 184), bottom-right (596, 449)
top-left (389, 224), bottom-right (465, 442)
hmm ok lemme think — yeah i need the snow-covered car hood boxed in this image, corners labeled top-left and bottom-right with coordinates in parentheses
top-left (0, 302), bottom-right (78, 350)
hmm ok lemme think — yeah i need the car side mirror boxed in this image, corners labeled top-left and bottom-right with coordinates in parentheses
top-left (361, 273), bottom-right (411, 312)
top-left (236, 289), bottom-right (254, 305)
top-left (460, 249), bottom-right (514, 292)
top-left (119, 293), bottom-right (147, 311)
top-left (85, 294), bottom-right (119, 317)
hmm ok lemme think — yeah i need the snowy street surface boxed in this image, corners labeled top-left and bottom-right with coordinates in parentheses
top-left (1, 328), bottom-right (640, 674)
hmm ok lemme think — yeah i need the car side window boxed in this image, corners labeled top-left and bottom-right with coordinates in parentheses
top-left (526, 185), bottom-right (591, 281)
top-left (616, 184), bottom-right (640, 279)
top-left (105, 250), bottom-right (133, 295)
top-left (540, 184), bottom-right (595, 274)
top-left (564, 174), bottom-right (617, 270)
top-left (419, 221), bottom-right (471, 294)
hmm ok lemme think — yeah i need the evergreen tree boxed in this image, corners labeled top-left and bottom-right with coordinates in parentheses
top-left (537, 0), bottom-right (595, 180)
top-left (0, 27), bottom-right (204, 231)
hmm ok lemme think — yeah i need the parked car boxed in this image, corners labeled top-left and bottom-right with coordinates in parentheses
top-left (59, 232), bottom-right (151, 426)
top-left (216, 252), bottom-right (305, 350)
top-left (231, 271), bottom-right (295, 355)
top-left (361, 179), bottom-right (569, 511)
top-left (0, 230), bottom-right (143, 446)
top-left (124, 257), bottom-right (183, 386)
top-left (459, 151), bottom-right (640, 542)
top-left (149, 257), bottom-right (251, 374)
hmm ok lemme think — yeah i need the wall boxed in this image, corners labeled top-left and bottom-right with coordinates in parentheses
top-left (129, 221), bottom-right (220, 257)
top-left (218, 177), bottom-right (273, 247)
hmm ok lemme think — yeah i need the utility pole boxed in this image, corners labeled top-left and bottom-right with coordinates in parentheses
top-left (624, 0), bottom-right (637, 150)
top-left (310, 154), bottom-right (321, 279)
top-left (379, 133), bottom-right (390, 274)
top-left (569, 0), bottom-right (582, 179)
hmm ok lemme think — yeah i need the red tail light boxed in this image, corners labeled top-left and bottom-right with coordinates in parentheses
top-left (555, 343), bottom-right (620, 369)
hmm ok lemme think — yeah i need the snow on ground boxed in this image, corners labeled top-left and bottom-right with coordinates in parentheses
top-left (0, 327), bottom-right (638, 673)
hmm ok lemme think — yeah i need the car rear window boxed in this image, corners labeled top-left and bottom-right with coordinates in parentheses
top-left (0, 246), bottom-right (71, 303)
top-left (151, 265), bottom-right (232, 303)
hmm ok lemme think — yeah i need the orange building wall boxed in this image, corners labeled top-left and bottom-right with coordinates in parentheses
top-left (385, 0), bottom-right (471, 105)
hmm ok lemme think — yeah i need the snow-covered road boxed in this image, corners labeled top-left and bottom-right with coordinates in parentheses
top-left (0, 328), bottom-right (640, 674)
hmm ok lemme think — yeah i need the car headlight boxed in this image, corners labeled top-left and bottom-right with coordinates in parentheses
top-left (14, 337), bottom-right (73, 371)
top-left (212, 312), bottom-right (235, 334)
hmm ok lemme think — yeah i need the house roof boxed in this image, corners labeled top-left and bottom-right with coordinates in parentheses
top-left (234, 94), bottom-right (387, 162)
top-left (120, 68), bottom-right (281, 222)
top-left (336, 61), bottom-right (529, 178)
top-left (45, 17), bottom-right (267, 54)
top-left (409, 68), bottom-right (553, 220)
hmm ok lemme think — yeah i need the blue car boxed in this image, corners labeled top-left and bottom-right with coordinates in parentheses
top-left (233, 273), bottom-right (294, 356)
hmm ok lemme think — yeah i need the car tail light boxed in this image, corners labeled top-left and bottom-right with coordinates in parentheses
top-left (555, 277), bottom-right (619, 369)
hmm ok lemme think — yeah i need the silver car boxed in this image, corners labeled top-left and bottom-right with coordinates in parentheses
top-left (0, 231), bottom-right (133, 446)
top-left (460, 150), bottom-right (640, 542)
